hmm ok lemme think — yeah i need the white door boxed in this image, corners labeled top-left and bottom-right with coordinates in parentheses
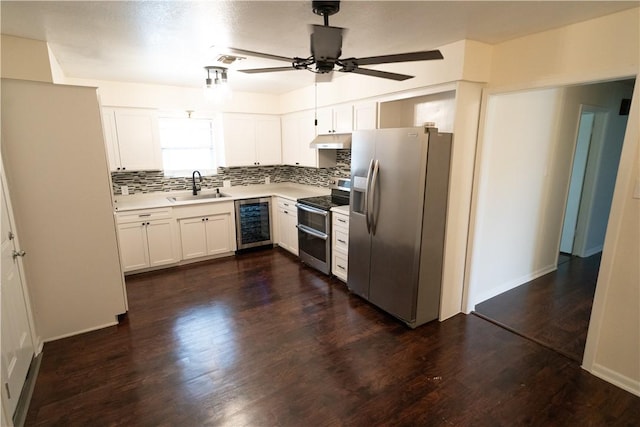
top-left (1, 176), bottom-right (35, 419)
top-left (560, 111), bottom-right (595, 254)
top-left (146, 220), bottom-right (178, 267)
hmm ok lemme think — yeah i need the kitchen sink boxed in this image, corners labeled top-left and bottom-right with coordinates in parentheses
top-left (168, 192), bottom-right (230, 202)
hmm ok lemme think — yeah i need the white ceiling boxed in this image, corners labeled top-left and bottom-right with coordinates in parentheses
top-left (1, 1), bottom-right (637, 94)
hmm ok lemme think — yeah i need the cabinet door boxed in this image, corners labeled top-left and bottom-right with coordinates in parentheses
top-left (333, 104), bottom-right (354, 133)
top-left (255, 117), bottom-right (282, 166)
top-left (298, 112), bottom-right (319, 167)
top-left (222, 114), bottom-right (257, 167)
top-left (315, 107), bottom-right (334, 134)
top-left (282, 209), bottom-right (299, 255)
top-left (102, 109), bottom-right (121, 171)
top-left (118, 222), bottom-right (150, 271)
top-left (113, 108), bottom-right (162, 170)
top-left (179, 217), bottom-right (208, 260)
top-left (353, 102), bottom-right (377, 130)
top-left (281, 115), bottom-right (299, 166)
top-left (146, 219), bottom-right (179, 267)
top-left (205, 214), bottom-right (234, 255)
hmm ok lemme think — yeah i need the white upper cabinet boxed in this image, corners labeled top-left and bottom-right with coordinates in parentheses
top-left (102, 107), bottom-right (162, 171)
top-left (281, 110), bottom-right (335, 168)
top-left (353, 101), bottom-right (378, 130)
top-left (221, 113), bottom-right (282, 167)
top-left (316, 104), bottom-right (353, 134)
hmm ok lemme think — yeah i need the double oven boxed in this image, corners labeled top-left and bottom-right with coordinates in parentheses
top-left (296, 177), bottom-right (350, 274)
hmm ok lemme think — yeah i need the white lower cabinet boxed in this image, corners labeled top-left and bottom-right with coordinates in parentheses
top-left (175, 201), bottom-right (236, 260)
top-left (275, 197), bottom-right (299, 255)
top-left (331, 210), bottom-right (349, 282)
top-left (116, 209), bottom-right (179, 272)
top-left (179, 214), bottom-right (234, 259)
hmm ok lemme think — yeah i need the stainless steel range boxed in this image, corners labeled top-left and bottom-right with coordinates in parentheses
top-left (296, 177), bottom-right (350, 274)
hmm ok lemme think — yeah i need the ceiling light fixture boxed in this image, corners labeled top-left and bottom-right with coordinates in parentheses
top-left (204, 66), bottom-right (228, 88)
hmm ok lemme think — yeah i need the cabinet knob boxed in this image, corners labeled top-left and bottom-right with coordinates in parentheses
top-left (202, 218), bottom-right (205, 222)
top-left (205, 218), bottom-right (209, 221)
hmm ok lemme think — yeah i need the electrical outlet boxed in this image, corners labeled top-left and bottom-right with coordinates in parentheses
top-left (223, 180), bottom-right (231, 188)
top-left (121, 185), bottom-right (129, 196)
top-left (265, 176), bottom-right (270, 185)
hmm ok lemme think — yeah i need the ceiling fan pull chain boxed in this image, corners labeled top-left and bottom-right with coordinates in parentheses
top-left (314, 82), bottom-right (318, 127)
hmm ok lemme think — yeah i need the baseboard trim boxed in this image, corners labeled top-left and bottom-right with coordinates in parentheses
top-left (43, 320), bottom-right (119, 343)
top-left (12, 353), bottom-right (42, 427)
top-left (471, 263), bottom-right (557, 310)
top-left (588, 363), bottom-right (640, 397)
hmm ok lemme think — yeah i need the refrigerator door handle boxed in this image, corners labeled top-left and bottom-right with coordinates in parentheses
top-left (364, 159), bottom-right (374, 233)
top-left (370, 159), bottom-right (380, 235)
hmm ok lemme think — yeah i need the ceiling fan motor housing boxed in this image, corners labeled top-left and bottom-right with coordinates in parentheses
top-left (312, 1), bottom-right (340, 18)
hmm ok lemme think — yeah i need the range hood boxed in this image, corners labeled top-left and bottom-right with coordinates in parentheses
top-left (310, 133), bottom-right (352, 149)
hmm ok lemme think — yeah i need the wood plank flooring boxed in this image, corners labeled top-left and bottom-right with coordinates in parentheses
top-left (474, 253), bottom-right (601, 362)
top-left (25, 249), bottom-right (638, 426)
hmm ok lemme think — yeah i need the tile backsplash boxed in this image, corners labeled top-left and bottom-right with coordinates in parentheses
top-left (111, 149), bottom-right (351, 195)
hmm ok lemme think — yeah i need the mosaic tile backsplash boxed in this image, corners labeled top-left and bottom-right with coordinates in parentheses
top-left (111, 149), bottom-right (351, 195)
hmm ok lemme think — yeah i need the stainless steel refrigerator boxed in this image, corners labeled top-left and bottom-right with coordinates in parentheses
top-left (348, 126), bottom-right (452, 328)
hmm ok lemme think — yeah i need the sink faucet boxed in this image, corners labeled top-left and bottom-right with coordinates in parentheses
top-left (192, 170), bottom-right (202, 195)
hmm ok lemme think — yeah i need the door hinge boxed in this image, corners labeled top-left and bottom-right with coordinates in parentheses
top-left (8, 231), bottom-right (14, 240)
top-left (5, 383), bottom-right (10, 399)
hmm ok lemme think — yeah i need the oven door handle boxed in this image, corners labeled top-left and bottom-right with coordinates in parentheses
top-left (296, 224), bottom-right (328, 240)
top-left (295, 203), bottom-right (329, 216)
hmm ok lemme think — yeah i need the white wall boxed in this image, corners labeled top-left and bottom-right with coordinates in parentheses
top-left (560, 81), bottom-right (634, 257)
top-left (583, 82), bottom-right (639, 395)
top-left (465, 88), bottom-right (564, 307)
top-left (279, 39), bottom-right (492, 114)
top-left (0, 35), bottom-right (54, 82)
top-left (2, 79), bottom-right (128, 341)
top-left (467, 6), bottom-right (639, 395)
top-left (63, 77), bottom-right (281, 115)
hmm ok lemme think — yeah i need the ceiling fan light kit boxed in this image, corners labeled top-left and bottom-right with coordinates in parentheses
top-left (227, 0), bottom-right (443, 82)
top-left (204, 66), bottom-right (228, 88)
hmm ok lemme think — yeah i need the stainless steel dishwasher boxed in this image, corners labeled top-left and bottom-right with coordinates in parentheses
top-left (234, 197), bottom-right (273, 250)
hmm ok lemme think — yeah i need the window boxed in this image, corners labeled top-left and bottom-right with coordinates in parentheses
top-left (158, 117), bottom-right (217, 176)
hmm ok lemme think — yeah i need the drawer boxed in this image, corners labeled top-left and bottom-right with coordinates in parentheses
top-left (278, 198), bottom-right (296, 211)
top-left (334, 229), bottom-right (349, 253)
top-left (116, 208), bottom-right (172, 224)
top-left (333, 252), bottom-right (348, 281)
top-left (333, 212), bottom-right (349, 229)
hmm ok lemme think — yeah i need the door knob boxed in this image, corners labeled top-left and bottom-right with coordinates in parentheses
top-left (12, 250), bottom-right (26, 259)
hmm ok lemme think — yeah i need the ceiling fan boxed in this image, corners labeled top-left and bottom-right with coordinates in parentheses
top-left (227, 0), bottom-right (443, 82)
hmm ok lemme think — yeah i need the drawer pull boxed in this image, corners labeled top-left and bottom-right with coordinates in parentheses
top-left (139, 214), bottom-right (151, 217)
top-left (337, 218), bottom-right (347, 223)
top-left (337, 264), bottom-right (346, 270)
top-left (337, 239), bottom-right (346, 244)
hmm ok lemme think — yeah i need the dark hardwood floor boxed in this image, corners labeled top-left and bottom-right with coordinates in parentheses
top-left (474, 253), bottom-right (601, 362)
top-left (25, 249), bottom-right (638, 426)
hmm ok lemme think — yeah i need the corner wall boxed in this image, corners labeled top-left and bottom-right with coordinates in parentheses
top-left (0, 35), bottom-right (54, 83)
top-left (467, 6), bottom-right (639, 395)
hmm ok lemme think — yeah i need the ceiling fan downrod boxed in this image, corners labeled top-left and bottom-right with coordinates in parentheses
top-left (312, 0), bottom-right (340, 26)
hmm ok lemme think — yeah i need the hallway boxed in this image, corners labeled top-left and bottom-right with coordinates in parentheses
top-left (474, 253), bottom-right (601, 362)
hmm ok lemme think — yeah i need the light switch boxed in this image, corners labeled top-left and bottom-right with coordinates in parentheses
top-left (223, 180), bottom-right (231, 188)
top-left (121, 185), bottom-right (129, 195)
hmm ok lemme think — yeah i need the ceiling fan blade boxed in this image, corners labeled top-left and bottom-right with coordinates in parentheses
top-left (225, 47), bottom-right (294, 63)
top-left (316, 72), bottom-right (333, 83)
top-left (355, 50), bottom-right (444, 66)
top-left (347, 67), bottom-right (414, 81)
top-left (310, 24), bottom-right (344, 59)
top-left (239, 66), bottom-right (295, 74)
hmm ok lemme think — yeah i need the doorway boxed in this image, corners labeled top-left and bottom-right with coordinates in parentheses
top-left (468, 78), bottom-right (635, 362)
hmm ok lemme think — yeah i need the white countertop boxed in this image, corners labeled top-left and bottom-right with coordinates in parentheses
top-left (113, 183), bottom-right (330, 212)
top-left (330, 205), bottom-right (349, 214)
